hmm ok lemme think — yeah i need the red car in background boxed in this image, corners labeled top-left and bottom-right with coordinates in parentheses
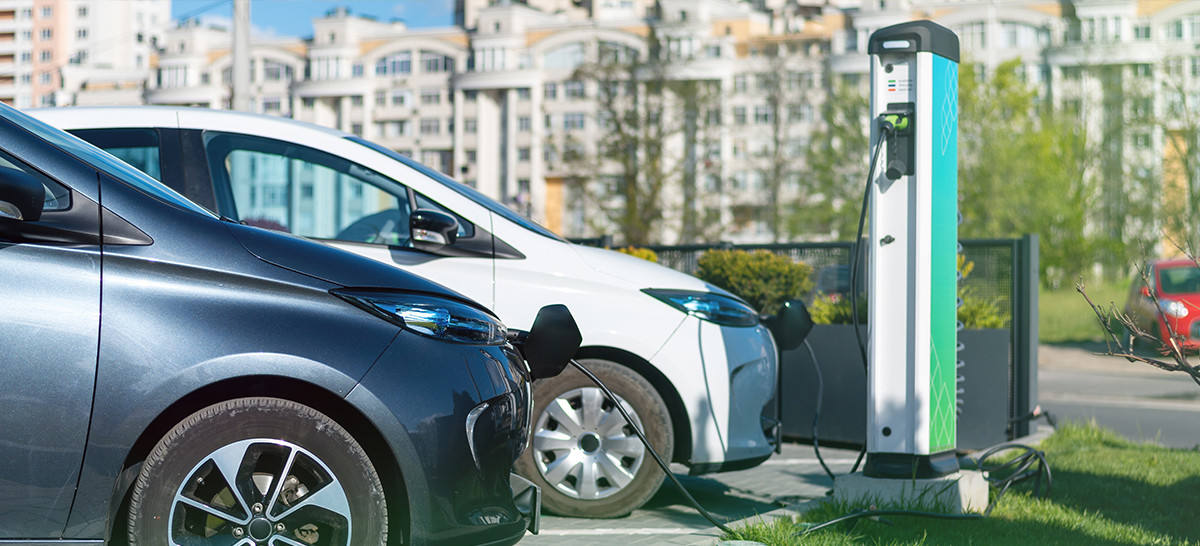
top-left (1124, 258), bottom-right (1200, 350)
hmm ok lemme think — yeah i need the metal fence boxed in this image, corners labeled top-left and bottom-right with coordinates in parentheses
top-left (631, 235), bottom-right (1041, 446)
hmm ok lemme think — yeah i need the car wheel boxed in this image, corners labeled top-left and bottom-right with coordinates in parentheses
top-left (128, 397), bottom-right (386, 545)
top-left (515, 359), bottom-right (673, 518)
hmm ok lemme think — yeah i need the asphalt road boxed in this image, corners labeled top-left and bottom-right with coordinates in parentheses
top-left (1038, 343), bottom-right (1200, 449)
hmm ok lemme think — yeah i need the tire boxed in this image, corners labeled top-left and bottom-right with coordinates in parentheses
top-left (128, 397), bottom-right (387, 545)
top-left (514, 359), bottom-right (673, 518)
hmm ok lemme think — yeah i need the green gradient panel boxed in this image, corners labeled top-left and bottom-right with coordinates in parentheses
top-left (929, 53), bottom-right (958, 453)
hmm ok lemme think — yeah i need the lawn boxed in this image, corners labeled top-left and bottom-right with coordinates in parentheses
top-left (1040, 279), bottom-right (1128, 344)
top-left (722, 423), bottom-right (1200, 545)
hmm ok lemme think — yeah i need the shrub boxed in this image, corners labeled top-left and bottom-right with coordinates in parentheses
top-left (615, 246), bottom-right (658, 263)
top-left (807, 257), bottom-right (1009, 328)
top-left (695, 249), bottom-right (813, 313)
top-left (809, 293), bottom-right (867, 325)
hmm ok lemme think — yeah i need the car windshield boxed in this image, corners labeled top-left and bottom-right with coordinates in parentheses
top-left (347, 136), bottom-right (567, 243)
top-left (1158, 266), bottom-right (1200, 295)
top-left (4, 105), bottom-right (215, 217)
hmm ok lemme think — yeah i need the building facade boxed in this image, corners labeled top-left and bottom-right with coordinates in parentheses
top-left (71, 0), bottom-right (1200, 245)
top-left (0, 0), bottom-right (168, 108)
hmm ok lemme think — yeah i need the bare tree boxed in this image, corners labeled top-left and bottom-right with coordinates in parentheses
top-left (565, 28), bottom-right (721, 246)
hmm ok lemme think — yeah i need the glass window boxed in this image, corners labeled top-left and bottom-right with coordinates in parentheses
top-left (70, 128), bottom-right (163, 181)
top-left (0, 148), bottom-right (70, 213)
top-left (543, 42), bottom-right (586, 69)
top-left (202, 132), bottom-right (431, 246)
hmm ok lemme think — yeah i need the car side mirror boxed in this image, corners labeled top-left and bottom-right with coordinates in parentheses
top-left (763, 299), bottom-right (814, 352)
top-left (0, 166), bottom-right (44, 222)
top-left (517, 304), bottom-right (582, 380)
top-left (410, 208), bottom-right (458, 252)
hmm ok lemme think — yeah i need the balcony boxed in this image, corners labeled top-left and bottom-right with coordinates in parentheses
top-left (145, 84), bottom-right (225, 106)
top-left (453, 69), bottom-right (543, 91)
top-left (292, 78), bottom-right (370, 98)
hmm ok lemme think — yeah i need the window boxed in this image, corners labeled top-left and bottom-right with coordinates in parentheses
top-left (733, 75), bottom-right (748, 93)
top-left (264, 61), bottom-right (292, 81)
top-left (734, 106), bottom-right (747, 125)
top-left (1133, 64), bottom-right (1152, 77)
top-left (518, 147), bottom-right (531, 161)
top-left (202, 132), bottom-right (428, 245)
top-left (69, 128), bottom-right (162, 182)
top-left (563, 112), bottom-right (585, 131)
top-left (754, 106), bottom-right (773, 124)
top-left (420, 118), bottom-right (440, 135)
top-left (517, 88), bottom-right (530, 100)
top-left (40, 6), bottom-right (51, 18)
top-left (39, 50), bottom-right (51, 62)
top-left (350, 96), bottom-right (363, 107)
top-left (464, 90), bottom-right (477, 102)
top-left (544, 42), bottom-right (586, 69)
top-left (518, 116), bottom-right (532, 132)
top-left (421, 51), bottom-right (454, 73)
top-left (391, 89), bottom-right (411, 107)
top-left (352, 63), bottom-right (364, 77)
top-left (39, 72), bottom-right (51, 84)
top-left (420, 88), bottom-right (441, 105)
top-left (1134, 24), bottom-right (1151, 40)
top-left (544, 82), bottom-right (557, 100)
top-left (262, 97), bottom-right (282, 112)
top-left (465, 118), bottom-right (477, 133)
top-left (564, 80), bottom-right (585, 99)
top-left (376, 51), bottom-right (411, 75)
top-left (76, 28), bottom-right (87, 40)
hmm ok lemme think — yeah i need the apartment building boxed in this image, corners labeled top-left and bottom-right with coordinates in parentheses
top-left (95, 0), bottom-right (1200, 244)
top-left (0, 0), bottom-right (167, 108)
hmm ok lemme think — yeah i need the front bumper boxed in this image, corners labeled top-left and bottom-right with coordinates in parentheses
top-left (353, 336), bottom-right (537, 545)
top-left (653, 319), bottom-right (779, 470)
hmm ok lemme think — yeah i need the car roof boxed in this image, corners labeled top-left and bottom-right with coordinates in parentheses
top-left (1150, 258), bottom-right (1197, 270)
top-left (30, 105), bottom-right (352, 140)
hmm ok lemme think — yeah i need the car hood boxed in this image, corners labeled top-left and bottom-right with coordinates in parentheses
top-left (567, 243), bottom-right (742, 300)
top-left (227, 222), bottom-right (475, 303)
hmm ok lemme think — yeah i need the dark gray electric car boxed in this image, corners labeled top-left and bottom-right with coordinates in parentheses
top-left (0, 102), bottom-right (570, 545)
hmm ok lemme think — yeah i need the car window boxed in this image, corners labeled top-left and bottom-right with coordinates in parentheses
top-left (0, 149), bottom-right (70, 212)
top-left (1158, 266), bottom-right (1200, 295)
top-left (0, 105), bottom-right (213, 217)
top-left (203, 132), bottom-right (470, 246)
top-left (69, 129), bottom-right (162, 181)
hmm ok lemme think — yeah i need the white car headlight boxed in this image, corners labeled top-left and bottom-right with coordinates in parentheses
top-left (333, 289), bottom-right (507, 345)
top-left (643, 289), bottom-right (759, 327)
top-left (1159, 299), bottom-right (1189, 319)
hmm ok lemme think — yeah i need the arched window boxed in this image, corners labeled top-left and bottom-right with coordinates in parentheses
top-left (375, 51), bottom-right (411, 76)
top-left (544, 42), bottom-right (586, 70)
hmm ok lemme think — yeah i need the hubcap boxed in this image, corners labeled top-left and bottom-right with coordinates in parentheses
top-left (168, 438), bottom-right (353, 544)
top-left (531, 387), bottom-right (646, 500)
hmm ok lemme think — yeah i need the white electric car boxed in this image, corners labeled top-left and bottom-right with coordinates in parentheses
top-left (34, 106), bottom-right (781, 518)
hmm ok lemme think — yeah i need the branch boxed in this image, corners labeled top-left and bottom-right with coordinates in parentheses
top-left (1077, 278), bottom-right (1200, 386)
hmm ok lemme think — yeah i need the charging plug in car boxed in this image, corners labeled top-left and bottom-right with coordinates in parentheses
top-left (879, 106), bottom-right (914, 180)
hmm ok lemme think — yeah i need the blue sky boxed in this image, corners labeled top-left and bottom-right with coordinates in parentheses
top-left (171, 0), bottom-right (456, 38)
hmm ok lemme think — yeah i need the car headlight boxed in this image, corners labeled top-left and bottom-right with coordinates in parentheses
top-left (333, 289), bottom-right (507, 345)
top-left (643, 289), bottom-right (759, 327)
top-left (1159, 299), bottom-right (1189, 319)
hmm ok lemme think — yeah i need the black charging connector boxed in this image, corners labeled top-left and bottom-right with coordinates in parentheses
top-left (879, 105), bottom-right (914, 180)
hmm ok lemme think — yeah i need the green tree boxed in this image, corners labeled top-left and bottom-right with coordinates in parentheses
top-left (957, 59), bottom-right (1096, 287)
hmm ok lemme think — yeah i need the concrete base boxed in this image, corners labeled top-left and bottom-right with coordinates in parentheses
top-left (833, 470), bottom-right (989, 514)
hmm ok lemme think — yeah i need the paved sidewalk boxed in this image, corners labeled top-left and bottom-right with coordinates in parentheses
top-left (519, 443), bottom-right (860, 545)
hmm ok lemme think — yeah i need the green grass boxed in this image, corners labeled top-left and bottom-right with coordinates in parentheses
top-left (1040, 280), bottom-right (1128, 343)
top-left (722, 423), bottom-right (1200, 545)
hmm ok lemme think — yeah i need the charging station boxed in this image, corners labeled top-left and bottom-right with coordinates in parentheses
top-left (834, 20), bottom-right (988, 513)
